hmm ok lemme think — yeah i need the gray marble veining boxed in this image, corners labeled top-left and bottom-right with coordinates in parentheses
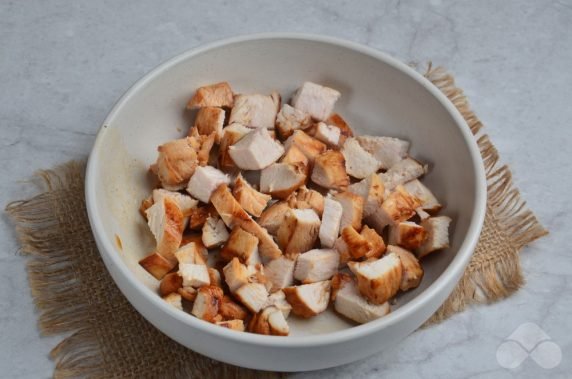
top-left (1, 0), bottom-right (570, 377)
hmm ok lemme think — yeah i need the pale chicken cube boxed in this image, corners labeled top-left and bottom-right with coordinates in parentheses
top-left (379, 157), bottom-right (427, 192)
top-left (159, 272), bottom-right (183, 296)
top-left (403, 179), bottom-right (442, 213)
top-left (264, 256), bottom-right (296, 292)
top-left (311, 150), bottom-right (350, 190)
top-left (281, 144), bottom-right (310, 172)
top-left (319, 196), bottom-right (343, 248)
top-left (387, 245), bottom-right (424, 291)
top-left (191, 286), bottom-right (224, 322)
top-left (178, 263), bottom-right (210, 288)
top-left (294, 249), bottom-right (340, 284)
top-left (388, 221), bottom-right (427, 250)
top-left (139, 252), bottom-right (176, 280)
top-left (291, 82), bottom-right (341, 121)
top-left (235, 282), bottom-right (269, 313)
top-left (283, 130), bottom-right (327, 164)
top-left (283, 281), bottom-right (331, 318)
top-left (154, 137), bottom-right (198, 189)
top-left (277, 208), bottom-right (321, 258)
top-left (223, 258), bottom-right (250, 293)
top-left (218, 123), bottom-right (252, 169)
top-left (186, 166), bottom-right (230, 203)
top-left (347, 173), bottom-right (385, 218)
top-left (163, 293), bottom-right (183, 311)
top-left (216, 320), bottom-right (245, 332)
top-left (326, 113), bottom-right (354, 139)
top-left (228, 127), bottom-right (285, 170)
top-left (356, 136), bottom-right (410, 170)
top-left (348, 253), bottom-right (403, 305)
top-left (333, 191), bottom-right (364, 231)
top-left (342, 138), bottom-right (382, 179)
top-left (263, 290), bottom-right (292, 318)
top-left (152, 189), bottom-right (198, 216)
top-left (257, 201), bottom-right (291, 235)
top-left (287, 186), bottom-right (325, 216)
top-left (341, 225), bottom-right (372, 260)
top-left (187, 127), bottom-right (216, 167)
top-left (232, 174), bottom-right (271, 217)
top-left (187, 82), bottom-right (234, 109)
top-left (220, 226), bottom-right (260, 265)
top-left (366, 185), bottom-right (422, 233)
top-left (229, 92), bottom-right (280, 129)
top-left (314, 122), bottom-right (341, 147)
top-left (175, 242), bottom-right (207, 265)
top-left (360, 225), bottom-right (387, 259)
top-left (194, 106), bottom-right (225, 143)
top-left (248, 306), bottom-right (289, 336)
top-left (334, 278), bottom-right (391, 324)
top-left (333, 235), bottom-right (351, 268)
top-left (146, 197), bottom-right (184, 264)
top-left (275, 104), bottom-right (312, 139)
top-left (201, 216), bottom-right (229, 248)
top-left (416, 216), bottom-right (452, 258)
top-left (260, 162), bottom-right (307, 199)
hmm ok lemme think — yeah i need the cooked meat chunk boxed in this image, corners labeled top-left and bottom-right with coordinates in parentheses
top-left (154, 137), bottom-right (198, 189)
top-left (387, 245), bottom-right (424, 291)
top-left (232, 174), bottom-right (271, 217)
top-left (311, 150), bottom-right (350, 190)
top-left (229, 92), bottom-right (280, 129)
top-left (294, 249), bottom-right (340, 283)
top-left (218, 123), bottom-right (252, 169)
top-left (388, 221), bottom-right (427, 250)
top-left (291, 82), bottom-right (341, 121)
top-left (194, 106), bottom-right (225, 143)
top-left (314, 122), bottom-right (341, 147)
top-left (146, 197), bottom-right (184, 264)
top-left (276, 104), bottom-right (311, 139)
top-left (319, 196), bottom-right (343, 248)
top-left (342, 138), bottom-right (382, 179)
top-left (201, 216), bottom-right (229, 248)
top-left (277, 208), bottom-right (321, 259)
top-left (187, 82), bottom-right (234, 109)
top-left (356, 136), bottom-right (410, 170)
top-left (228, 127), bottom-right (285, 170)
top-left (257, 201), bottom-right (291, 235)
top-left (186, 166), bottom-right (230, 203)
top-left (283, 130), bottom-right (327, 164)
top-left (333, 191), bottom-right (364, 231)
top-left (379, 157), bottom-right (426, 192)
top-left (334, 278), bottom-right (391, 324)
top-left (348, 253), bottom-right (402, 305)
top-left (283, 281), bottom-right (331, 318)
top-left (260, 162), bottom-right (307, 199)
top-left (220, 226), bottom-right (261, 265)
top-left (416, 216), bottom-right (452, 258)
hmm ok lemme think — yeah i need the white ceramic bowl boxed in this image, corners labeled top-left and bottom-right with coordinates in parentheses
top-left (85, 33), bottom-right (486, 371)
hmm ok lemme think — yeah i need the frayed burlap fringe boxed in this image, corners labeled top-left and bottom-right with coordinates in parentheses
top-left (5, 65), bottom-right (547, 377)
top-left (423, 64), bottom-right (548, 323)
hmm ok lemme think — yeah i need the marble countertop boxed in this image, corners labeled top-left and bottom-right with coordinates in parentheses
top-left (1, 0), bottom-right (570, 377)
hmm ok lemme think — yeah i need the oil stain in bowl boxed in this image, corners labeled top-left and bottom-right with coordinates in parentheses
top-left (115, 234), bottom-right (123, 251)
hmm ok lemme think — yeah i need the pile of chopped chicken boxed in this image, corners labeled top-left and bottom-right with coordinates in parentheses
top-left (139, 81), bottom-right (452, 335)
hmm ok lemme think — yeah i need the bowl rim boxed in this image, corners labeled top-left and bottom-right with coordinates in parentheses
top-left (86, 32), bottom-right (487, 348)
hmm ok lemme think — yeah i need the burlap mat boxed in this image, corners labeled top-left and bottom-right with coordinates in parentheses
top-left (5, 66), bottom-right (547, 378)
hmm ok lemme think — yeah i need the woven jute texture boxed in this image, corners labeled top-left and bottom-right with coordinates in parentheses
top-left (5, 66), bottom-right (547, 378)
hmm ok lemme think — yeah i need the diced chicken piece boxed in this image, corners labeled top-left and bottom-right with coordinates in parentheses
top-left (387, 245), bottom-right (424, 291)
top-left (291, 82), bottom-right (341, 121)
top-left (152, 189), bottom-right (198, 217)
top-left (223, 258), bottom-right (249, 293)
top-left (356, 136), bottom-right (410, 170)
top-left (366, 185), bottom-right (421, 232)
top-left (175, 242), bottom-right (207, 265)
top-left (348, 173), bottom-right (385, 218)
top-left (333, 236), bottom-right (352, 268)
top-left (201, 216), bottom-right (229, 248)
top-left (235, 282), bottom-right (269, 313)
top-left (360, 225), bottom-right (386, 259)
top-left (187, 127), bottom-right (216, 167)
top-left (228, 127), bottom-right (285, 170)
top-left (342, 138), bottom-right (382, 179)
top-left (194, 106), bottom-right (225, 142)
top-left (248, 306), bottom-right (289, 336)
top-left (180, 234), bottom-right (209, 257)
top-left (191, 286), bottom-right (224, 322)
top-left (179, 263), bottom-right (210, 288)
top-left (326, 113), bottom-right (354, 139)
top-left (154, 138), bottom-right (198, 189)
top-left (294, 249), bottom-right (340, 283)
top-left (177, 287), bottom-right (197, 302)
top-left (187, 82), bottom-right (234, 109)
top-left (403, 179), bottom-right (442, 213)
top-left (146, 197), bottom-right (184, 264)
top-left (219, 295), bottom-right (248, 321)
top-left (159, 272), bottom-right (183, 296)
top-left (277, 209), bottom-right (321, 258)
top-left (330, 272), bottom-right (353, 301)
top-left (186, 166), bottom-right (230, 203)
top-left (220, 226), bottom-right (260, 265)
top-left (218, 123), bottom-right (252, 169)
top-left (388, 221), bottom-right (427, 250)
top-left (229, 92), bottom-right (280, 129)
top-left (333, 191), bottom-right (364, 231)
top-left (245, 263), bottom-right (272, 292)
top-left (216, 319), bottom-right (245, 332)
top-left (334, 278), bottom-right (391, 324)
top-left (139, 252), bottom-right (176, 280)
top-left (264, 257), bottom-right (296, 292)
top-left (210, 185), bottom-right (283, 259)
top-left (341, 226), bottom-right (371, 260)
top-left (257, 201), bottom-right (290, 235)
top-left (281, 144), bottom-right (310, 171)
top-left (283, 130), bottom-right (327, 165)
top-left (314, 122), bottom-right (341, 148)
top-left (348, 253), bottom-right (402, 304)
top-left (416, 216), bottom-right (452, 258)
top-left (276, 104), bottom-right (312, 139)
top-left (319, 196), bottom-right (343, 248)
top-left (186, 205), bottom-right (216, 230)
top-left (232, 174), bottom-right (271, 217)
top-left (263, 290), bottom-right (292, 318)
top-left (260, 162), bottom-right (307, 199)
top-left (287, 186), bottom-right (324, 216)
top-left (208, 268), bottom-right (223, 287)
top-left (163, 293), bottom-right (183, 311)
top-left (379, 157), bottom-right (427, 192)
top-left (283, 281), bottom-right (331, 318)
top-left (311, 150), bottom-right (350, 190)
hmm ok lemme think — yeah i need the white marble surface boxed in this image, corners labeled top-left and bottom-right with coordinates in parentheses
top-left (1, 0), bottom-right (570, 377)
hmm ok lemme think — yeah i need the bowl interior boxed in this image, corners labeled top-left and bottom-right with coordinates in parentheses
top-left (92, 37), bottom-right (479, 336)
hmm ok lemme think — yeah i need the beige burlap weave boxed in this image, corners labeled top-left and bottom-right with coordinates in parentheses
top-left (5, 66), bottom-right (547, 378)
